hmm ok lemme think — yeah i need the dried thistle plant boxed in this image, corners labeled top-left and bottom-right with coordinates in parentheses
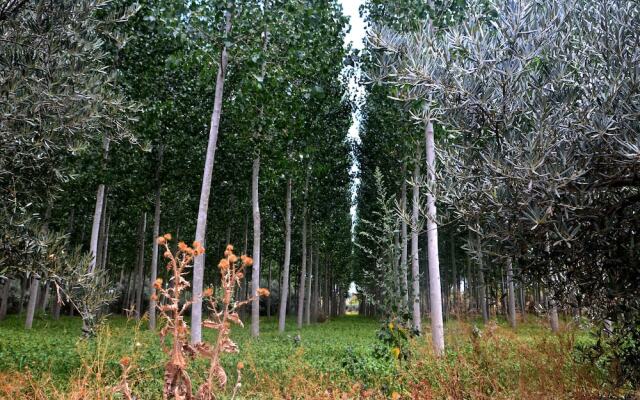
top-left (113, 356), bottom-right (134, 400)
top-left (155, 233), bottom-right (200, 400)
top-left (195, 244), bottom-right (269, 400)
top-left (113, 234), bottom-right (269, 400)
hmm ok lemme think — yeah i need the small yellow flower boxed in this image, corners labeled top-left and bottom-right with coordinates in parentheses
top-left (391, 347), bottom-right (401, 359)
top-left (391, 391), bottom-right (401, 400)
top-left (388, 321), bottom-right (394, 331)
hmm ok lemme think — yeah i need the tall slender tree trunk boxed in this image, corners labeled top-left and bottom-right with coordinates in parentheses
top-left (251, 155), bottom-right (261, 337)
top-left (52, 296), bottom-right (61, 319)
top-left (0, 279), bottom-right (10, 320)
top-left (549, 298), bottom-right (560, 333)
top-left (191, 7), bottom-right (233, 344)
top-left (90, 185), bottom-right (106, 273)
top-left (101, 214), bottom-right (111, 270)
top-left (149, 146), bottom-right (163, 330)
top-left (312, 251), bottom-right (319, 322)
top-left (305, 225), bottom-right (313, 325)
top-left (251, 1), bottom-right (269, 338)
top-left (450, 234), bottom-right (458, 316)
top-left (393, 227), bottom-right (401, 306)
top-left (519, 285), bottom-right (526, 320)
top-left (544, 239), bottom-right (559, 333)
top-left (267, 260), bottom-right (272, 318)
top-left (50, 209), bottom-right (71, 319)
top-left (338, 285), bottom-right (346, 315)
top-left (25, 274), bottom-right (39, 329)
top-left (40, 281), bottom-right (49, 313)
top-left (506, 257), bottom-right (517, 329)
top-left (410, 156), bottom-right (422, 333)
top-left (425, 120), bottom-right (444, 355)
top-left (135, 213), bottom-right (147, 321)
top-left (26, 199), bottom-right (54, 327)
top-left (18, 275), bottom-right (27, 314)
top-left (475, 233), bottom-right (489, 323)
top-left (400, 174), bottom-right (409, 313)
top-left (96, 196), bottom-right (108, 270)
top-left (324, 262), bottom-right (330, 316)
top-left (278, 179), bottom-right (292, 333)
top-left (297, 174), bottom-right (309, 329)
top-left (89, 137), bottom-right (110, 274)
top-left (123, 269), bottom-right (133, 312)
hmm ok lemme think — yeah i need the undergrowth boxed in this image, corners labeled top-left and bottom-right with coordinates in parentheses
top-left (0, 315), bottom-right (635, 399)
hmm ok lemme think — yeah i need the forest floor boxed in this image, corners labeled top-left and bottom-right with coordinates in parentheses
top-left (0, 314), bottom-right (631, 399)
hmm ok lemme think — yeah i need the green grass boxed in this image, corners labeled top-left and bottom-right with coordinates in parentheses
top-left (0, 314), bottom-right (619, 399)
top-left (0, 314), bottom-right (380, 396)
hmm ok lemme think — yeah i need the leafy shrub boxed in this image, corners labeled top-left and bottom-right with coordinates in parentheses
top-left (575, 318), bottom-right (640, 390)
top-left (340, 345), bottom-right (395, 384)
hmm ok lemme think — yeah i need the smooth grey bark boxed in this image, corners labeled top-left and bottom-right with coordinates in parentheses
top-left (410, 157), bottom-right (422, 333)
top-left (338, 285), bottom-right (346, 315)
top-left (400, 176), bottom-right (409, 312)
top-left (89, 183), bottom-right (105, 273)
top-left (506, 257), bottom-right (517, 329)
top-left (89, 137), bottom-right (109, 274)
top-left (128, 220), bottom-right (140, 312)
top-left (278, 178), bottom-right (292, 333)
top-left (297, 180), bottom-right (309, 329)
top-left (545, 239), bottom-right (559, 333)
top-left (520, 285), bottom-right (526, 320)
top-left (39, 202), bottom-right (53, 314)
top-left (135, 213), bottom-right (147, 321)
top-left (476, 234), bottom-right (489, 323)
top-left (467, 254), bottom-right (475, 312)
top-left (450, 234), bottom-right (457, 314)
top-left (101, 214), bottom-right (110, 270)
top-left (425, 120), bottom-right (444, 355)
top-left (26, 198), bottom-right (53, 327)
top-left (123, 269), bottom-right (133, 312)
top-left (149, 146), bottom-right (163, 330)
top-left (191, 6), bottom-right (232, 344)
top-left (549, 298), bottom-right (560, 333)
top-left (52, 289), bottom-right (61, 320)
top-left (0, 279), bottom-right (10, 320)
top-left (251, 1), bottom-right (269, 338)
top-left (305, 225), bottom-right (312, 325)
top-left (267, 260), bottom-right (272, 318)
top-left (18, 275), bottom-right (27, 314)
top-left (312, 250), bottom-right (319, 322)
top-left (324, 262), bottom-right (330, 316)
top-left (95, 196), bottom-right (107, 270)
top-left (25, 274), bottom-right (40, 329)
top-left (40, 281), bottom-right (50, 313)
top-left (251, 155), bottom-right (261, 337)
top-left (393, 228), bottom-right (402, 311)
